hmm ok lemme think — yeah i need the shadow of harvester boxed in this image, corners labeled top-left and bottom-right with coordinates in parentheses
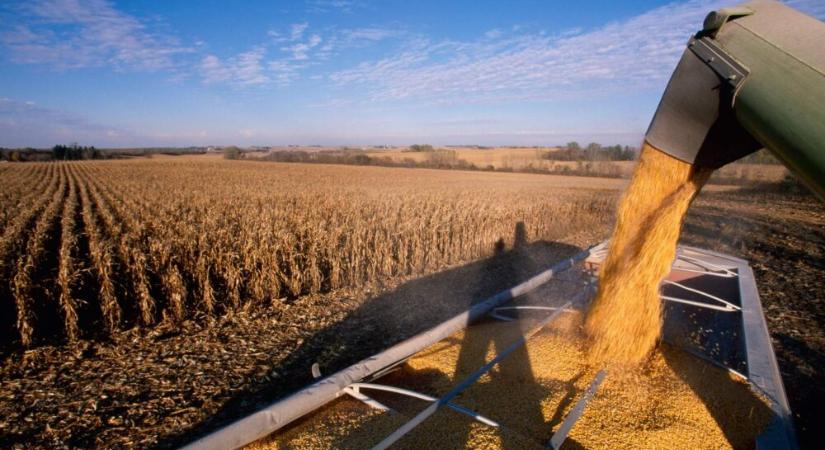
top-left (157, 224), bottom-right (583, 449)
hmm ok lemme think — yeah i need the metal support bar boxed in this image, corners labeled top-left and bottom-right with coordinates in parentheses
top-left (676, 249), bottom-right (738, 278)
top-left (662, 295), bottom-right (738, 312)
top-left (490, 306), bottom-right (577, 322)
top-left (370, 301), bottom-right (572, 450)
top-left (350, 383), bottom-right (500, 427)
top-left (548, 370), bottom-right (607, 450)
top-left (590, 245), bottom-right (738, 278)
top-left (313, 363), bottom-right (394, 412)
top-left (661, 279), bottom-right (742, 312)
top-left (344, 386), bottom-right (391, 411)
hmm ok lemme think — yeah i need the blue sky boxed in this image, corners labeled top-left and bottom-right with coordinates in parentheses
top-left (0, 0), bottom-right (823, 148)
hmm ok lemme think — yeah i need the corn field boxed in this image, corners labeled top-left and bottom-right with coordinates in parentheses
top-left (0, 159), bottom-right (616, 348)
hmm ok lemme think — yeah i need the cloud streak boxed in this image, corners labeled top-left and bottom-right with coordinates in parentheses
top-left (201, 23), bottom-right (400, 88)
top-left (201, 47), bottom-right (270, 86)
top-left (306, 0), bottom-right (364, 14)
top-left (329, 0), bottom-right (723, 102)
top-left (329, 0), bottom-right (825, 104)
top-left (1, 0), bottom-right (191, 71)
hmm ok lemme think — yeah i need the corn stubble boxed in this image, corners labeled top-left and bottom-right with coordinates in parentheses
top-left (585, 143), bottom-right (713, 364)
top-left (0, 159), bottom-right (613, 347)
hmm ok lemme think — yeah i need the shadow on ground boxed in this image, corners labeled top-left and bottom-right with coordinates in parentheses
top-left (157, 224), bottom-right (583, 448)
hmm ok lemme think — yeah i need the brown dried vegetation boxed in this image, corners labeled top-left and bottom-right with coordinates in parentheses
top-left (0, 159), bottom-right (614, 348)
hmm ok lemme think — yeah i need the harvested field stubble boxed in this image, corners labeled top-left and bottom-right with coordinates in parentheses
top-left (0, 159), bottom-right (615, 348)
top-left (0, 156), bottom-right (821, 449)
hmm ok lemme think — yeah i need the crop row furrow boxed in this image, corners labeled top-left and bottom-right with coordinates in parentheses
top-left (11, 164), bottom-right (67, 346)
top-left (57, 164), bottom-right (80, 341)
top-left (75, 164), bottom-right (121, 332)
top-left (74, 163), bottom-right (152, 325)
top-left (0, 164), bottom-right (61, 344)
top-left (79, 163), bottom-right (172, 322)
top-left (0, 164), bottom-right (42, 230)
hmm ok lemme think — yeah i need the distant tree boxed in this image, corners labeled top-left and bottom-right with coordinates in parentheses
top-left (406, 144), bottom-right (435, 152)
top-left (81, 146), bottom-right (99, 160)
top-left (584, 142), bottom-right (601, 160)
top-left (223, 146), bottom-right (242, 160)
top-left (621, 145), bottom-right (636, 160)
top-left (52, 143), bottom-right (101, 160)
top-left (53, 145), bottom-right (66, 160)
top-left (352, 154), bottom-right (372, 165)
top-left (545, 142), bottom-right (637, 162)
top-left (426, 149), bottom-right (458, 167)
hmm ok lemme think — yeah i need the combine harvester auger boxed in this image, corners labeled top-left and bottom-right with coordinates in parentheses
top-left (183, 0), bottom-right (824, 448)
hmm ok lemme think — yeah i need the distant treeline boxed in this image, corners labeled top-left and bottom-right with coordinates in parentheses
top-left (543, 142), bottom-right (781, 164)
top-left (52, 144), bottom-right (103, 160)
top-left (115, 147), bottom-right (209, 157)
top-left (0, 148), bottom-right (53, 162)
top-left (2, 142), bottom-right (782, 167)
top-left (257, 144), bottom-right (786, 182)
top-left (546, 142), bottom-right (637, 161)
top-left (0, 145), bottom-right (209, 162)
top-left (403, 142), bottom-right (637, 161)
top-left (403, 144), bottom-right (436, 152)
top-left (257, 148), bottom-right (629, 178)
top-left (259, 148), bottom-right (476, 170)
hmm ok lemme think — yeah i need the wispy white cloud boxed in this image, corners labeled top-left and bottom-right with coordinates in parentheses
top-left (201, 47), bottom-right (270, 86)
top-left (484, 29), bottom-right (503, 39)
top-left (335, 26), bottom-right (402, 48)
top-left (1, 0), bottom-right (191, 71)
top-left (268, 22), bottom-right (310, 44)
top-left (283, 33), bottom-right (323, 60)
top-left (199, 55), bottom-right (229, 83)
top-left (306, 0), bottom-right (364, 14)
top-left (311, 26), bottom-right (402, 61)
top-left (268, 59), bottom-right (308, 86)
top-left (202, 24), bottom-right (319, 87)
top-left (0, 1), bottom-right (401, 89)
top-left (345, 27), bottom-right (397, 41)
top-left (329, 0), bottom-right (722, 102)
top-left (8, 0), bottom-right (818, 101)
top-left (205, 22), bottom-right (400, 87)
top-left (329, 0), bottom-right (825, 104)
top-left (290, 22), bottom-right (310, 41)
